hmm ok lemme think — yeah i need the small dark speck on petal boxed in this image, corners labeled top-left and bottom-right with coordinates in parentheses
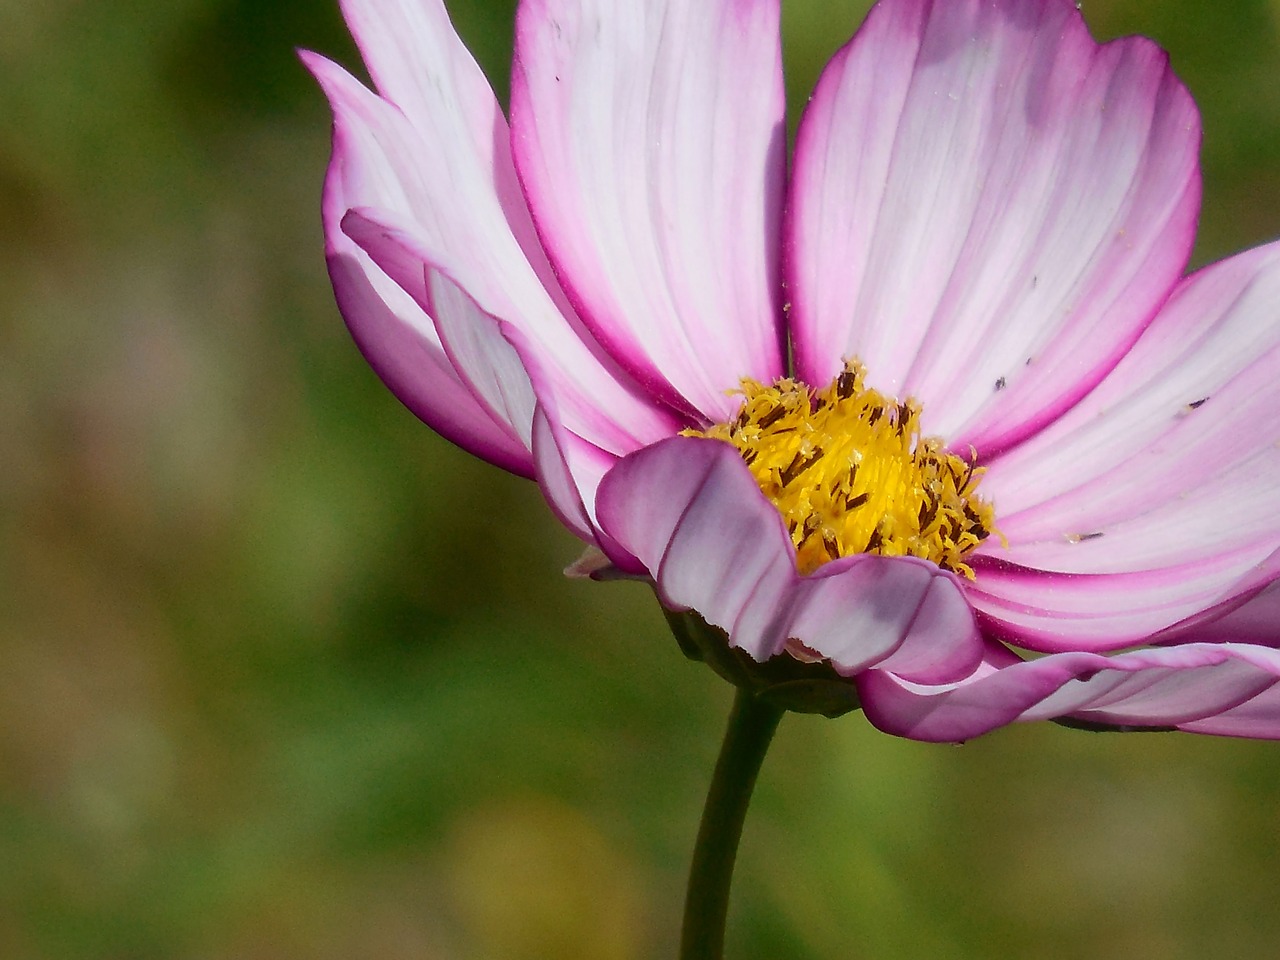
top-left (1065, 531), bottom-right (1105, 543)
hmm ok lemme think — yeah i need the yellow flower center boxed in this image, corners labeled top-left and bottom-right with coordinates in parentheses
top-left (689, 361), bottom-right (997, 576)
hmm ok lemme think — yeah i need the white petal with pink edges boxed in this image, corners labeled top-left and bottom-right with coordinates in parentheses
top-left (596, 437), bottom-right (985, 681)
top-left (787, 0), bottom-right (1199, 452)
top-left (505, 326), bottom-right (639, 561)
top-left (983, 240), bottom-right (1280, 557)
top-left (529, 407), bottom-right (598, 545)
top-left (967, 241), bottom-right (1280, 650)
top-left (511, 0), bottom-right (787, 421)
top-left (309, 33), bottom-right (677, 464)
top-left (970, 548), bottom-right (1280, 652)
top-left (335, 0), bottom-right (572, 318)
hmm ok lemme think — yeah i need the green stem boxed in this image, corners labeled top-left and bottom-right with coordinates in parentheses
top-left (681, 688), bottom-right (785, 960)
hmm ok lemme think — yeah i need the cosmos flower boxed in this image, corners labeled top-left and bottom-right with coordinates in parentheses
top-left (304, 0), bottom-right (1280, 741)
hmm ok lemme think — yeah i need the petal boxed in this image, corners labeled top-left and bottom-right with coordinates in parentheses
top-left (511, 0), bottom-right (787, 422)
top-left (1157, 582), bottom-right (1280, 648)
top-left (528, 410), bottom-right (648, 572)
top-left (970, 241), bottom-right (1280, 649)
top-left (529, 405), bottom-right (596, 544)
top-left (787, 0), bottom-right (1199, 453)
top-left (342, 207), bottom-right (680, 459)
top-left (857, 641), bottom-right (1280, 742)
top-left (507, 326), bottom-right (643, 566)
top-left (325, 238), bottom-right (535, 475)
top-left (336, 0), bottom-right (503, 136)
top-left (983, 240), bottom-right (1280, 560)
top-left (304, 51), bottom-right (533, 474)
top-left (595, 436), bottom-right (984, 681)
top-left (308, 19), bottom-right (679, 462)
top-left (341, 209), bottom-right (542, 452)
top-left (334, 0), bottom-right (563, 309)
top-left (336, 220), bottom-right (677, 556)
top-left (969, 548), bottom-right (1280, 651)
top-left (1178, 685), bottom-right (1280, 737)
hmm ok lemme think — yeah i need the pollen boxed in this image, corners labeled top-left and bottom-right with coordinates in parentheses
top-left (689, 361), bottom-right (998, 576)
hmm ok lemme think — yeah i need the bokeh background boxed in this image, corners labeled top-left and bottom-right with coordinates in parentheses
top-left (3, 0), bottom-right (1280, 957)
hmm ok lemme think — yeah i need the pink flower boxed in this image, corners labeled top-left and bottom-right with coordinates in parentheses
top-left (305, 0), bottom-right (1280, 741)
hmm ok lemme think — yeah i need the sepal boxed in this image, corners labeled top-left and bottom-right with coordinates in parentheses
top-left (663, 607), bottom-right (862, 719)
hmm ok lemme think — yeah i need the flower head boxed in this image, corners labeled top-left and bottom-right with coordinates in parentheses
top-left (306, 0), bottom-right (1280, 741)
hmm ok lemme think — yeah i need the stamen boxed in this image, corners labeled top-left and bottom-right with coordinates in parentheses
top-left (687, 360), bottom-right (999, 576)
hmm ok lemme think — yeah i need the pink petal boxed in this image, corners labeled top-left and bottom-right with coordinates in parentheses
top-left (984, 240), bottom-right (1280, 559)
top-left (304, 51), bottom-right (533, 474)
top-left (1157, 582), bottom-right (1280, 648)
top-left (336, 0), bottom-right (502, 138)
top-left (325, 238), bottom-right (535, 476)
top-left (528, 411), bottom-right (649, 572)
top-left (595, 436), bottom-right (984, 681)
top-left (970, 241), bottom-right (1280, 649)
top-left (511, 0), bottom-right (787, 422)
top-left (787, 0), bottom-right (1199, 453)
top-left (858, 641), bottom-right (1280, 742)
top-left (970, 549), bottom-right (1280, 651)
top-left (529, 406), bottom-right (604, 545)
top-left (340, 209), bottom-right (539, 446)
top-left (1178, 684), bottom-right (1280, 737)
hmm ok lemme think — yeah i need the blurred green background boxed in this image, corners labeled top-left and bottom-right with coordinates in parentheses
top-left (2, 0), bottom-right (1280, 957)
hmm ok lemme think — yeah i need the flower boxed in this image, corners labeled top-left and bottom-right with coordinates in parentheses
top-left (305, 0), bottom-right (1280, 741)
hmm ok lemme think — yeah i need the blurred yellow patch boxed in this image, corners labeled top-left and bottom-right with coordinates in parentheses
top-left (444, 796), bottom-right (647, 960)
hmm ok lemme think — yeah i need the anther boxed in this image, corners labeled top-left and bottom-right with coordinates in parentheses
top-left (837, 369), bottom-right (857, 399)
top-left (757, 406), bottom-right (787, 429)
top-left (779, 449), bottom-right (822, 487)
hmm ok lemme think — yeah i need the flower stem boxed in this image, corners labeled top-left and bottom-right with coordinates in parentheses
top-left (681, 688), bottom-right (785, 960)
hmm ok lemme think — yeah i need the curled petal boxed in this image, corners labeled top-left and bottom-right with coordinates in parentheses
top-left (341, 206), bottom-right (679, 459)
top-left (858, 641), bottom-right (1280, 742)
top-left (1156, 582), bottom-right (1280, 648)
top-left (325, 244), bottom-right (534, 475)
top-left (506, 326), bottom-right (642, 567)
top-left (596, 436), bottom-right (984, 681)
top-left (304, 51), bottom-right (533, 473)
top-left (529, 405), bottom-right (598, 545)
top-left (512, 0), bottom-right (787, 421)
top-left (787, 0), bottom-right (1198, 451)
top-left (969, 549), bottom-right (1280, 653)
top-left (342, 209), bottom-right (538, 449)
top-left (335, 219), bottom-right (670, 557)
top-left (306, 17), bottom-right (676, 467)
top-left (1178, 684), bottom-right (1280, 738)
